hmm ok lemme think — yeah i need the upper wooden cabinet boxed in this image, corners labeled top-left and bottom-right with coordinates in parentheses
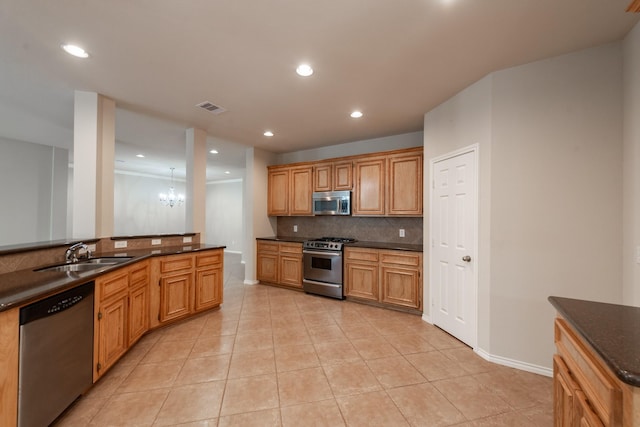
top-left (267, 168), bottom-right (289, 216)
top-left (353, 156), bottom-right (386, 216)
top-left (313, 161), bottom-right (353, 192)
top-left (386, 151), bottom-right (423, 216)
top-left (268, 147), bottom-right (422, 217)
top-left (268, 165), bottom-right (313, 216)
top-left (353, 148), bottom-right (423, 216)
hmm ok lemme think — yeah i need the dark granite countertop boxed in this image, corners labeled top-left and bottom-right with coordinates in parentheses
top-left (549, 296), bottom-right (640, 387)
top-left (0, 244), bottom-right (226, 312)
top-left (257, 236), bottom-right (423, 252)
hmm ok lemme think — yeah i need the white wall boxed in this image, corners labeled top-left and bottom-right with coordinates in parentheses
top-left (278, 131), bottom-right (423, 164)
top-left (113, 172), bottom-right (186, 235)
top-left (424, 42), bottom-right (624, 373)
top-left (423, 75), bottom-right (494, 353)
top-left (206, 179), bottom-right (243, 252)
top-left (623, 21), bottom-right (640, 306)
top-left (0, 137), bottom-right (68, 245)
top-left (243, 147), bottom-right (278, 284)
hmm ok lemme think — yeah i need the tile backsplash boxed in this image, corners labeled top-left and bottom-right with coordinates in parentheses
top-left (277, 216), bottom-right (423, 245)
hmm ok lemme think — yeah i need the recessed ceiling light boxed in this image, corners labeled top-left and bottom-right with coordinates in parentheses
top-left (210, 149), bottom-right (219, 154)
top-left (136, 154), bottom-right (145, 158)
top-left (296, 64), bottom-right (313, 77)
top-left (350, 111), bottom-right (363, 118)
top-left (61, 44), bottom-right (89, 58)
top-left (264, 131), bottom-right (274, 137)
top-left (224, 171), bottom-right (231, 175)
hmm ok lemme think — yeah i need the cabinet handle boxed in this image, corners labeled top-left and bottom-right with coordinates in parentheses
top-left (97, 311), bottom-right (102, 320)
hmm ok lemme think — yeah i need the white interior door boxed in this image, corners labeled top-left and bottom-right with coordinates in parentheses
top-left (430, 148), bottom-right (477, 348)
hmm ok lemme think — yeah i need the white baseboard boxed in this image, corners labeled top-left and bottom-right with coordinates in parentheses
top-left (475, 348), bottom-right (553, 377)
top-left (420, 317), bottom-right (552, 378)
top-left (243, 279), bottom-right (259, 285)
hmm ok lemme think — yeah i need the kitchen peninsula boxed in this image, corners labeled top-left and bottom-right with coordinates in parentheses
top-left (0, 235), bottom-right (225, 427)
top-left (549, 296), bottom-right (640, 426)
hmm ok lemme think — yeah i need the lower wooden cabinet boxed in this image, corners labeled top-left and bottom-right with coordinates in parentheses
top-left (153, 249), bottom-right (224, 326)
top-left (345, 247), bottom-right (422, 311)
top-left (256, 240), bottom-right (303, 289)
top-left (344, 248), bottom-right (379, 301)
top-left (552, 317), bottom-right (636, 426)
top-left (195, 250), bottom-right (224, 311)
top-left (94, 261), bottom-right (150, 380)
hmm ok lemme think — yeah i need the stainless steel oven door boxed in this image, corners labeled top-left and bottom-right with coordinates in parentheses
top-left (303, 249), bottom-right (343, 284)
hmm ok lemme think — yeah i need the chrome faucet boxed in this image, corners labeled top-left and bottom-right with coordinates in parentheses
top-left (65, 242), bottom-right (91, 263)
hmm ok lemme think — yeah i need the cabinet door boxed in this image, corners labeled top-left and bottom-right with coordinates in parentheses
top-left (268, 168), bottom-right (289, 216)
top-left (345, 262), bottom-right (379, 301)
top-left (257, 251), bottom-right (278, 283)
top-left (128, 284), bottom-right (149, 346)
top-left (380, 266), bottom-right (421, 309)
top-left (353, 157), bottom-right (385, 215)
top-left (554, 355), bottom-right (577, 427)
top-left (313, 163), bottom-right (332, 192)
top-left (97, 293), bottom-right (128, 377)
top-left (159, 273), bottom-right (192, 323)
top-left (387, 152), bottom-right (423, 215)
top-left (289, 167), bottom-right (313, 215)
top-left (195, 267), bottom-right (223, 311)
top-left (333, 161), bottom-right (353, 190)
top-left (279, 255), bottom-right (302, 288)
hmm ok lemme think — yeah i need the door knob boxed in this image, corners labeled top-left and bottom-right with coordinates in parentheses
top-left (462, 255), bottom-right (471, 262)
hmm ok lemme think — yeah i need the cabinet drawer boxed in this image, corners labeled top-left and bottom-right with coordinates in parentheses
top-left (279, 243), bottom-right (302, 255)
top-left (129, 263), bottom-right (149, 287)
top-left (345, 248), bottom-right (379, 262)
top-left (379, 251), bottom-right (421, 267)
top-left (98, 271), bottom-right (129, 301)
top-left (160, 255), bottom-right (193, 274)
top-left (555, 318), bottom-right (621, 425)
top-left (257, 241), bottom-right (279, 253)
top-left (196, 251), bottom-right (222, 267)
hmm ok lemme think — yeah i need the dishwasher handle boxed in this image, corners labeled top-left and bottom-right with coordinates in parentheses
top-left (20, 281), bottom-right (94, 325)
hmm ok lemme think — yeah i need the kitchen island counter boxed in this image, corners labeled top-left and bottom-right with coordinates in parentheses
top-left (549, 296), bottom-right (640, 387)
top-left (0, 244), bottom-right (226, 312)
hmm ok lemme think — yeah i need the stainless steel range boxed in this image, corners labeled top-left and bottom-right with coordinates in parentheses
top-left (303, 237), bottom-right (356, 299)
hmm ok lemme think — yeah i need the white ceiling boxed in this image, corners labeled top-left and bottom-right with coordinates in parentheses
top-left (0, 1), bottom-right (638, 180)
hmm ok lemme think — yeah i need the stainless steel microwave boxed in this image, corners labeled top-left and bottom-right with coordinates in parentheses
top-left (312, 191), bottom-right (351, 215)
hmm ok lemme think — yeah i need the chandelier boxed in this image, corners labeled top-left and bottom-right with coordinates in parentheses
top-left (159, 167), bottom-right (185, 207)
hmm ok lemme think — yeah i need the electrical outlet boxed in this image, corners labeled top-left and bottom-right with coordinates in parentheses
top-left (151, 239), bottom-right (162, 246)
top-left (114, 240), bottom-right (127, 249)
top-left (183, 236), bottom-right (192, 243)
top-left (294, 225), bottom-right (298, 232)
top-left (87, 244), bottom-right (96, 252)
top-left (399, 229), bottom-right (405, 238)
top-left (636, 246), bottom-right (640, 265)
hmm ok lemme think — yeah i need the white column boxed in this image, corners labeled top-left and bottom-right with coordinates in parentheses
top-left (186, 128), bottom-right (207, 241)
top-left (72, 91), bottom-right (115, 239)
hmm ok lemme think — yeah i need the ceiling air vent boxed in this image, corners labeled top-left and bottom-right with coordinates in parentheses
top-left (196, 101), bottom-right (226, 115)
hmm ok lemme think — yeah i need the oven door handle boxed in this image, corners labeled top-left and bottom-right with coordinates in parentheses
top-left (303, 250), bottom-right (342, 257)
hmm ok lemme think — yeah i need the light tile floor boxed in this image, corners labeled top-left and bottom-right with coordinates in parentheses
top-left (55, 253), bottom-right (553, 426)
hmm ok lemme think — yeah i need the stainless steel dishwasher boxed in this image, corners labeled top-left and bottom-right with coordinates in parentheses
top-left (18, 281), bottom-right (94, 427)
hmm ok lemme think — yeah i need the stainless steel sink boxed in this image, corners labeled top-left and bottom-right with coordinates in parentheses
top-left (35, 257), bottom-right (133, 273)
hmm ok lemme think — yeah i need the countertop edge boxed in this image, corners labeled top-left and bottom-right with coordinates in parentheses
top-left (256, 236), bottom-right (423, 252)
top-left (548, 296), bottom-right (640, 388)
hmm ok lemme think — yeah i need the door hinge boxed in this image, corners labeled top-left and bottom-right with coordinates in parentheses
top-left (97, 311), bottom-right (102, 320)
top-left (97, 362), bottom-right (102, 371)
